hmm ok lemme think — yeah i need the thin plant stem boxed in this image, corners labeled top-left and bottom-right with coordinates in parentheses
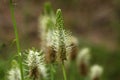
top-left (62, 62), bottom-right (67, 80)
top-left (50, 64), bottom-right (54, 80)
top-left (9, 1), bottom-right (24, 80)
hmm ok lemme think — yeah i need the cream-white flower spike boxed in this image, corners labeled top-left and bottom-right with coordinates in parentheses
top-left (76, 48), bottom-right (90, 66)
top-left (38, 2), bottom-right (55, 51)
top-left (27, 50), bottom-right (41, 67)
top-left (76, 48), bottom-right (90, 76)
top-left (8, 60), bottom-right (21, 80)
top-left (38, 2), bottom-right (55, 37)
top-left (38, 15), bottom-right (51, 50)
top-left (51, 9), bottom-right (73, 62)
top-left (90, 64), bottom-right (103, 80)
top-left (26, 49), bottom-right (48, 80)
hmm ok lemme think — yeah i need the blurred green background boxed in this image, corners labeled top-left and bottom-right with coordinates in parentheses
top-left (0, 0), bottom-right (120, 80)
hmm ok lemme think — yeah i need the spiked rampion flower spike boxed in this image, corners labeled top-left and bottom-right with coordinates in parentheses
top-left (38, 2), bottom-right (55, 51)
top-left (54, 9), bottom-right (72, 63)
top-left (25, 49), bottom-right (48, 80)
top-left (8, 60), bottom-right (21, 80)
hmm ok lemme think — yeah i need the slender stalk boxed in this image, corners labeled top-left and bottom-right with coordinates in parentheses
top-left (50, 64), bottom-right (54, 80)
top-left (9, 1), bottom-right (24, 80)
top-left (62, 62), bottom-right (67, 80)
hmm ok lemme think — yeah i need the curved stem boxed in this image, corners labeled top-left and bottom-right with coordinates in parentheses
top-left (10, 1), bottom-right (24, 80)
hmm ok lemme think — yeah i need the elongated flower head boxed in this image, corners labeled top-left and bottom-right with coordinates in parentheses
top-left (90, 64), bottom-right (103, 80)
top-left (52, 9), bottom-right (72, 63)
top-left (76, 48), bottom-right (90, 76)
top-left (38, 2), bottom-right (55, 51)
top-left (8, 60), bottom-right (21, 80)
top-left (77, 48), bottom-right (90, 65)
top-left (25, 49), bottom-right (49, 80)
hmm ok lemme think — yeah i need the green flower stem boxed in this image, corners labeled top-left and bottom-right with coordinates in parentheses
top-left (50, 64), bottom-right (54, 80)
top-left (62, 62), bottom-right (67, 80)
top-left (10, 1), bottom-right (24, 80)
